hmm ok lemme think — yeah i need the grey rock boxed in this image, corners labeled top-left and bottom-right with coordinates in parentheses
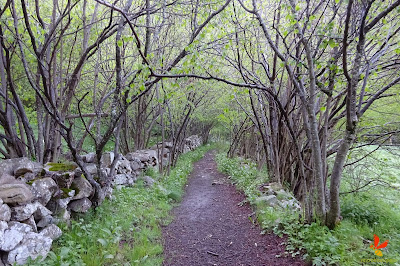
top-left (100, 152), bottom-right (114, 168)
top-left (128, 174), bottom-right (137, 185)
top-left (69, 198), bottom-right (92, 213)
top-left (83, 152), bottom-right (96, 163)
top-left (85, 163), bottom-right (98, 175)
top-left (57, 197), bottom-right (72, 209)
top-left (165, 142), bottom-right (174, 148)
top-left (114, 174), bottom-right (137, 186)
top-left (158, 141), bottom-right (173, 149)
top-left (66, 189), bottom-right (76, 197)
top-left (39, 224), bottom-right (62, 240)
top-left (45, 189), bottom-right (74, 213)
top-left (115, 185), bottom-right (124, 190)
top-left (143, 176), bottom-right (155, 188)
top-left (125, 153), bottom-right (138, 161)
top-left (0, 221), bottom-right (8, 246)
top-left (150, 146), bottom-right (171, 166)
top-left (52, 208), bottom-right (70, 225)
top-left (127, 150), bottom-right (158, 166)
top-left (73, 167), bottom-right (83, 178)
top-left (129, 159), bottom-right (143, 171)
top-left (275, 189), bottom-right (293, 200)
top-left (105, 168), bottom-right (111, 176)
top-left (57, 209), bottom-right (71, 225)
top-left (278, 199), bottom-right (301, 211)
top-left (7, 232), bottom-right (52, 265)
top-left (22, 215), bottom-right (37, 232)
top-left (0, 160), bottom-right (14, 176)
top-left (113, 174), bottom-right (128, 186)
top-left (182, 144), bottom-right (191, 153)
top-left (104, 186), bottom-right (113, 200)
top-left (17, 172), bottom-right (36, 183)
top-left (44, 199), bottom-right (59, 213)
top-left (50, 171), bottom-right (75, 189)
top-left (115, 156), bottom-right (132, 174)
top-left (267, 182), bottom-right (283, 191)
top-left (0, 221), bottom-right (32, 251)
top-left (265, 188), bottom-right (275, 196)
top-left (34, 203), bottom-right (52, 221)
top-left (0, 158), bottom-right (42, 178)
top-left (0, 204), bottom-right (11, 221)
top-left (255, 195), bottom-right (278, 207)
top-left (0, 181), bottom-right (34, 204)
top-left (37, 215), bottom-right (54, 228)
top-left (183, 135), bottom-right (202, 152)
top-left (14, 158), bottom-right (42, 177)
top-left (31, 177), bottom-right (58, 205)
top-left (11, 202), bottom-right (52, 222)
top-left (11, 203), bottom-right (40, 221)
top-left (150, 141), bottom-right (173, 150)
top-left (71, 176), bottom-right (93, 200)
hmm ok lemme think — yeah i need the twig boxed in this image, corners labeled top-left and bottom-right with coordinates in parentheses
top-left (207, 251), bottom-right (219, 256)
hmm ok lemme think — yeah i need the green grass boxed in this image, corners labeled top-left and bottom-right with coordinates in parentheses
top-left (215, 150), bottom-right (400, 266)
top-left (29, 144), bottom-right (214, 266)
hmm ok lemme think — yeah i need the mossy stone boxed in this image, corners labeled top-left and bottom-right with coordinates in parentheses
top-left (47, 162), bottom-right (77, 172)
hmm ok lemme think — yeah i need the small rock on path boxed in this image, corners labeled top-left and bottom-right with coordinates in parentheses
top-left (162, 151), bottom-right (304, 266)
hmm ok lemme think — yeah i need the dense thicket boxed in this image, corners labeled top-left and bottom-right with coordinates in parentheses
top-left (1, 0), bottom-right (399, 228)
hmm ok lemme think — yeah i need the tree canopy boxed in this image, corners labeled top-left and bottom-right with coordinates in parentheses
top-left (1, 0), bottom-right (400, 228)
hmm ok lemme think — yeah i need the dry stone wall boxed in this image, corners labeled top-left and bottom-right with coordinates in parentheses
top-left (0, 135), bottom-right (202, 265)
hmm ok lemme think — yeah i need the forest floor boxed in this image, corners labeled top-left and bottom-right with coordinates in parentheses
top-left (162, 151), bottom-right (304, 266)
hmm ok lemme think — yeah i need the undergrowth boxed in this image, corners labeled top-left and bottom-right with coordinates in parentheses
top-left (216, 152), bottom-right (400, 266)
top-left (30, 144), bottom-right (213, 266)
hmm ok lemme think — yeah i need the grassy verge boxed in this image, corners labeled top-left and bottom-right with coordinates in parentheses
top-left (215, 151), bottom-right (400, 266)
top-left (31, 144), bottom-right (213, 266)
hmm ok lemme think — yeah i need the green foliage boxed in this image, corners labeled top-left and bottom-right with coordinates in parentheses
top-left (341, 194), bottom-right (385, 227)
top-left (215, 151), bottom-right (400, 266)
top-left (215, 153), bottom-right (267, 201)
top-left (30, 145), bottom-right (213, 266)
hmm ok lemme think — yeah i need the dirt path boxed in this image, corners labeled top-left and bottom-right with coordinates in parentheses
top-left (162, 151), bottom-right (304, 266)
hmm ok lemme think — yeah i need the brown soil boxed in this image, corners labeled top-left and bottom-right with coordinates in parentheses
top-left (162, 151), bottom-right (305, 266)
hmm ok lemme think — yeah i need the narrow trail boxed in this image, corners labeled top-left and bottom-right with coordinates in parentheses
top-left (162, 151), bottom-right (304, 266)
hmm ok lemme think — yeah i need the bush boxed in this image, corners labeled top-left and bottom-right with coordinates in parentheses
top-left (215, 152), bottom-right (400, 266)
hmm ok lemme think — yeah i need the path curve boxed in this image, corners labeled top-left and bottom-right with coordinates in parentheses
top-left (162, 151), bottom-right (304, 266)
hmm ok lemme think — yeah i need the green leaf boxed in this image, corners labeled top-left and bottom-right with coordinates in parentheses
top-left (328, 39), bottom-right (337, 48)
top-left (97, 238), bottom-right (107, 246)
top-left (117, 40), bottom-right (123, 47)
top-left (60, 247), bottom-right (70, 257)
